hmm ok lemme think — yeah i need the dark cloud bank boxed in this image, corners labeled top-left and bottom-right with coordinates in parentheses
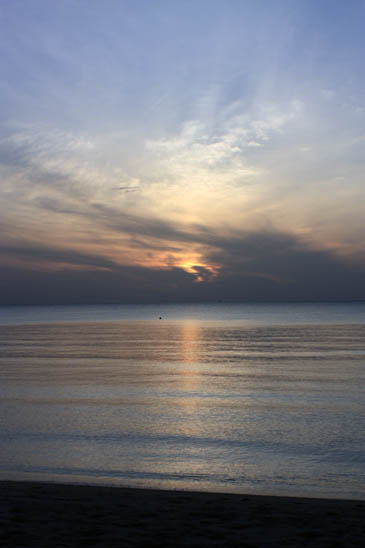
top-left (1, 230), bottom-right (364, 305)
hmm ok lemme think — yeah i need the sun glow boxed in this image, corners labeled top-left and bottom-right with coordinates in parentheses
top-left (178, 260), bottom-right (219, 282)
top-left (180, 261), bottom-right (202, 274)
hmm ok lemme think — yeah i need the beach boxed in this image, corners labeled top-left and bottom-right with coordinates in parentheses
top-left (0, 481), bottom-right (364, 547)
top-left (1, 308), bottom-right (364, 546)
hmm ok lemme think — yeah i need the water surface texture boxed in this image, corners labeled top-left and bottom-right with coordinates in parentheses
top-left (0, 303), bottom-right (364, 499)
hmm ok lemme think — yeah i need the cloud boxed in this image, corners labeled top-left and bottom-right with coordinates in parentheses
top-left (0, 263), bottom-right (197, 306)
top-left (1, 2), bottom-right (365, 300)
top-left (1, 92), bottom-right (364, 272)
top-left (202, 230), bottom-right (365, 301)
top-left (0, 242), bottom-right (118, 271)
top-left (144, 101), bottom-right (302, 190)
top-left (1, 228), bottom-right (364, 305)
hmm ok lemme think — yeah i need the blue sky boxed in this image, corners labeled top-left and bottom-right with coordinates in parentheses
top-left (1, 1), bottom-right (365, 303)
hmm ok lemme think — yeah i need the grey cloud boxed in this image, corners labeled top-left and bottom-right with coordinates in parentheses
top-left (31, 196), bottom-right (86, 216)
top-left (26, 197), bottom-right (212, 256)
top-left (0, 131), bottom-right (204, 248)
top-left (0, 130), bottom-right (90, 201)
top-left (127, 237), bottom-right (182, 253)
top-left (1, 228), bottom-right (365, 305)
top-left (0, 138), bottom-right (32, 169)
top-left (90, 202), bottom-right (209, 245)
top-left (203, 230), bottom-right (365, 301)
top-left (0, 264), bottom-right (196, 306)
top-left (0, 243), bottom-right (118, 270)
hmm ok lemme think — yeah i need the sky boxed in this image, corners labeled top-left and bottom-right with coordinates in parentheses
top-left (1, 0), bottom-right (365, 304)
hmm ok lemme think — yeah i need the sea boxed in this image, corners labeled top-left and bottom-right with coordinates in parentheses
top-left (0, 302), bottom-right (364, 500)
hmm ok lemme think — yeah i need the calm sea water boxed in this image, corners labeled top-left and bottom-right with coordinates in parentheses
top-left (0, 303), bottom-right (364, 499)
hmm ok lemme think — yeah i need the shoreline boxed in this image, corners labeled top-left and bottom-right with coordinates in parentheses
top-left (1, 480), bottom-right (364, 547)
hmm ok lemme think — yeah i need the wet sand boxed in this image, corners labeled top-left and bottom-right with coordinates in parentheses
top-left (0, 480), bottom-right (364, 547)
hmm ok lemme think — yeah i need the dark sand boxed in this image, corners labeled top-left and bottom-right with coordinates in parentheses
top-left (0, 481), bottom-right (364, 547)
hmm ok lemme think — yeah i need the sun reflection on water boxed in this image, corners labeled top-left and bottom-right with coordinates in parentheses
top-left (176, 322), bottom-right (204, 415)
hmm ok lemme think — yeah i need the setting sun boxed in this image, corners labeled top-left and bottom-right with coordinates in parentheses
top-left (177, 258), bottom-right (219, 282)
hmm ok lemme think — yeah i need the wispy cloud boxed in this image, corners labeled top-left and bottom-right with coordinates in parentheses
top-left (1, 1), bottom-right (365, 302)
